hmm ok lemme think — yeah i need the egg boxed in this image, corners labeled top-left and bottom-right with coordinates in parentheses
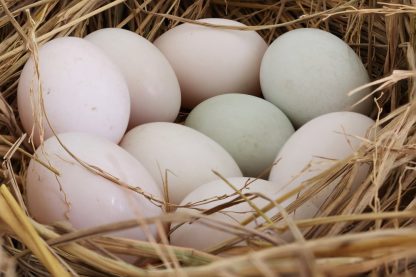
top-left (185, 94), bottom-right (294, 177)
top-left (26, 132), bottom-right (163, 241)
top-left (171, 177), bottom-right (277, 250)
top-left (120, 122), bottom-right (242, 204)
top-left (18, 37), bottom-right (130, 146)
top-left (84, 28), bottom-right (181, 129)
top-left (269, 112), bottom-right (375, 220)
top-left (154, 18), bottom-right (268, 108)
top-left (260, 28), bottom-right (372, 127)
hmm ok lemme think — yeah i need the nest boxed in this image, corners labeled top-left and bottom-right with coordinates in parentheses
top-left (0, 0), bottom-right (416, 276)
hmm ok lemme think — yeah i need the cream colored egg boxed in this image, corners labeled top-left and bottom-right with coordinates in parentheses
top-left (120, 122), bottom-right (242, 204)
top-left (260, 28), bottom-right (372, 127)
top-left (171, 177), bottom-right (277, 250)
top-left (18, 37), bottom-right (130, 146)
top-left (269, 112), bottom-right (375, 221)
top-left (26, 132), bottom-right (163, 241)
top-left (154, 18), bottom-right (268, 108)
top-left (84, 28), bottom-right (181, 128)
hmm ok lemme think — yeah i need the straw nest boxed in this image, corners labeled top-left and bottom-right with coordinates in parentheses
top-left (0, 0), bottom-right (416, 276)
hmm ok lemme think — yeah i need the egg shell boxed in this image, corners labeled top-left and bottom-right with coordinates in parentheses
top-left (84, 28), bottom-right (181, 128)
top-left (154, 18), bottom-right (268, 108)
top-left (26, 132), bottom-right (163, 241)
top-left (120, 122), bottom-right (243, 204)
top-left (260, 28), bottom-right (372, 127)
top-left (17, 37), bottom-right (130, 146)
top-left (269, 112), bottom-right (375, 220)
top-left (171, 177), bottom-right (278, 250)
top-left (185, 94), bottom-right (294, 177)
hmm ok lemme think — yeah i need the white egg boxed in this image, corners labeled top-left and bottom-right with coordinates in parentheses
top-left (269, 112), bottom-right (375, 220)
top-left (120, 122), bottom-right (242, 204)
top-left (260, 28), bottom-right (371, 127)
top-left (84, 28), bottom-right (181, 128)
top-left (18, 37), bottom-right (130, 146)
top-left (26, 132), bottom-right (163, 241)
top-left (154, 18), bottom-right (268, 108)
top-left (171, 177), bottom-right (277, 250)
top-left (185, 94), bottom-right (294, 177)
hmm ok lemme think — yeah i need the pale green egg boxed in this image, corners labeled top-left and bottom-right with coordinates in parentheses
top-left (260, 28), bottom-right (371, 128)
top-left (185, 93), bottom-right (294, 177)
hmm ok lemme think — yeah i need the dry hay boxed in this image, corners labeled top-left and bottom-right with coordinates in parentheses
top-left (0, 0), bottom-right (416, 276)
